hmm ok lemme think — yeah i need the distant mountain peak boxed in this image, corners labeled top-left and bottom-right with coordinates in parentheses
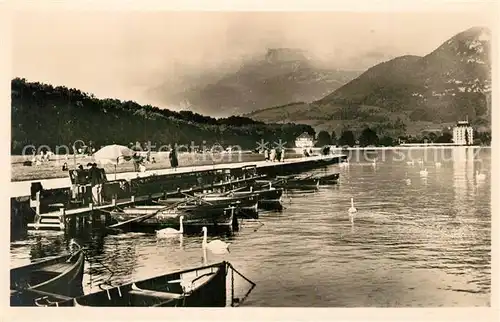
top-left (265, 48), bottom-right (311, 63)
top-left (246, 26), bottom-right (492, 134)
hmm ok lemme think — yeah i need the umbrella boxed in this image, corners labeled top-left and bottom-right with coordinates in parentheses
top-left (93, 144), bottom-right (135, 179)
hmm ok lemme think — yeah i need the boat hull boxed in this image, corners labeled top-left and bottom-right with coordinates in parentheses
top-left (10, 250), bottom-right (85, 306)
top-left (47, 262), bottom-right (228, 307)
top-left (110, 206), bottom-right (236, 232)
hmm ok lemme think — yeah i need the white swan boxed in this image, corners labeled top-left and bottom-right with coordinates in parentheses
top-left (419, 168), bottom-right (428, 177)
top-left (156, 216), bottom-right (184, 237)
top-left (340, 159), bottom-right (350, 168)
top-left (348, 198), bottom-right (357, 214)
top-left (371, 160), bottom-right (377, 168)
top-left (476, 171), bottom-right (486, 181)
top-left (404, 172), bottom-right (411, 185)
top-left (202, 226), bottom-right (230, 254)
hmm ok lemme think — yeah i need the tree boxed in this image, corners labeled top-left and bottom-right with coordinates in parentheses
top-left (338, 130), bottom-right (355, 147)
top-left (379, 136), bottom-right (394, 146)
top-left (435, 132), bottom-right (453, 143)
top-left (315, 130), bottom-right (331, 147)
top-left (331, 130), bottom-right (337, 146)
top-left (358, 127), bottom-right (379, 147)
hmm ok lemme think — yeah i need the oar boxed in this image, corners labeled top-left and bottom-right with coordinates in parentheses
top-left (180, 191), bottom-right (214, 206)
top-left (107, 193), bottom-right (208, 229)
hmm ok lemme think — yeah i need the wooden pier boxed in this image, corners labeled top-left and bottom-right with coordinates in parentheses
top-left (13, 154), bottom-right (346, 231)
top-left (11, 154), bottom-right (345, 198)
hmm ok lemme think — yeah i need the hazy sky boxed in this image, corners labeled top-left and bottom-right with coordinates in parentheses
top-left (11, 2), bottom-right (496, 108)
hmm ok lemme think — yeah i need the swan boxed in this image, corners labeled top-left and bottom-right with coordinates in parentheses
top-left (371, 160), bottom-right (377, 168)
top-left (202, 226), bottom-right (230, 254)
top-left (404, 172), bottom-right (411, 185)
top-left (476, 171), bottom-right (486, 181)
top-left (156, 216), bottom-right (184, 237)
top-left (348, 198), bottom-right (357, 214)
top-left (340, 159), bottom-right (350, 167)
top-left (419, 168), bottom-right (428, 177)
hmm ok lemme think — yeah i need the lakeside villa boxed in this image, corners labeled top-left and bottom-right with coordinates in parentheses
top-left (295, 132), bottom-right (315, 149)
top-left (453, 119), bottom-right (474, 145)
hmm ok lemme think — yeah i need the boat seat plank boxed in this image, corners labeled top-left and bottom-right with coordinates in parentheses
top-left (34, 262), bottom-right (69, 274)
top-left (128, 289), bottom-right (182, 300)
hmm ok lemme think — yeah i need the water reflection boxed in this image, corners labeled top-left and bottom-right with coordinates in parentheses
top-left (10, 148), bottom-right (491, 307)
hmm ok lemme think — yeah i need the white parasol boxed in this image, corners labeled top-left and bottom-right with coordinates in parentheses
top-left (93, 144), bottom-right (135, 179)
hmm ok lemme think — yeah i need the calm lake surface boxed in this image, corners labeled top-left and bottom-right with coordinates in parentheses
top-left (10, 147), bottom-right (491, 307)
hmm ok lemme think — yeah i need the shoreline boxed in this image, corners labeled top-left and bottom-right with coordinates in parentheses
top-left (335, 145), bottom-right (487, 150)
top-left (9, 154), bottom-right (346, 198)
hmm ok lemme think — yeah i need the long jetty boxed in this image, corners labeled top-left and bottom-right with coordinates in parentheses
top-left (10, 154), bottom-right (345, 199)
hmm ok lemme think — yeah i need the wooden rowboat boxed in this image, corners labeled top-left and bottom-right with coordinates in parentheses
top-left (270, 173), bottom-right (340, 189)
top-left (109, 206), bottom-right (237, 231)
top-left (10, 242), bottom-right (85, 306)
top-left (42, 261), bottom-right (228, 307)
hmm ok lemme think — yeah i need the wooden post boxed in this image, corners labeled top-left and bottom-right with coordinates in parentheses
top-left (59, 208), bottom-right (66, 230)
top-left (112, 197), bottom-right (116, 206)
top-left (35, 191), bottom-right (41, 215)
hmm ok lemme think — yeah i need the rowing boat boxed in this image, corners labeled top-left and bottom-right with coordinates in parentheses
top-left (10, 242), bottom-right (85, 306)
top-left (109, 205), bottom-right (237, 231)
top-left (42, 261), bottom-right (228, 307)
top-left (270, 173), bottom-right (340, 189)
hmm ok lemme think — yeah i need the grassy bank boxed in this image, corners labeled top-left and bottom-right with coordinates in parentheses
top-left (11, 151), bottom-right (303, 182)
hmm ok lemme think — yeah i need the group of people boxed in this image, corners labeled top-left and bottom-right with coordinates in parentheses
top-left (264, 148), bottom-right (285, 162)
top-left (24, 151), bottom-right (54, 167)
top-left (70, 163), bottom-right (107, 205)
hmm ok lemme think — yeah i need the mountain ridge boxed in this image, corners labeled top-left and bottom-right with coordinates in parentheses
top-left (246, 27), bottom-right (492, 136)
top-left (147, 48), bottom-right (361, 117)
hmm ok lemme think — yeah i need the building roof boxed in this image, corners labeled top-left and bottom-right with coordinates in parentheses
top-left (296, 132), bottom-right (313, 140)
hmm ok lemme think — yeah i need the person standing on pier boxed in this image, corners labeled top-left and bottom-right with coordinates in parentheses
top-left (264, 148), bottom-right (269, 161)
top-left (169, 145), bottom-right (179, 171)
top-left (276, 148), bottom-right (282, 163)
top-left (280, 148), bottom-right (285, 162)
top-left (89, 163), bottom-right (102, 205)
top-left (270, 148), bottom-right (276, 162)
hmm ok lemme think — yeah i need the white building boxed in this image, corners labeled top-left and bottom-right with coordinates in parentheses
top-left (453, 119), bottom-right (474, 145)
top-left (295, 132), bottom-right (315, 149)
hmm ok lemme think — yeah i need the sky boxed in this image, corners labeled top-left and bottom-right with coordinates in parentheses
top-left (10, 1), bottom-right (496, 110)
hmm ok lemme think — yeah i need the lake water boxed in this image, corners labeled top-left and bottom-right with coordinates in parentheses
top-left (10, 147), bottom-right (491, 307)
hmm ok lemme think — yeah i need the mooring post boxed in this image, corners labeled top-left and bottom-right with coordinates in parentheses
top-left (35, 191), bottom-right (41, 215)
top-left (59, 207), bottom-right (66, 230)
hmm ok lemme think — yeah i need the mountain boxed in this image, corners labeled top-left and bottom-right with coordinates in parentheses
top-left (10, 78), bottom-right (315, 154)
top-left (246, 27), bottom-right (492, 136)
top-left (147, 48), bottom-right (361, 117)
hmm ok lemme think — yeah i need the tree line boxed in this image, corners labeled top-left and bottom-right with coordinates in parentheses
top-left (11, 78), bottom-right (315, 154)
top-left (315, 128), bottom-right (491, 147)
